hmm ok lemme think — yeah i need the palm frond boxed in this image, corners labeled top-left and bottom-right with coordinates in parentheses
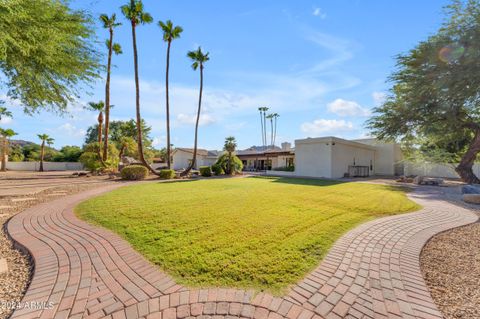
top-left (112, 43), bottom-right (123, 55)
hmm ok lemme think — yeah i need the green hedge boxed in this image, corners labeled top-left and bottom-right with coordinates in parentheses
top-left (121, 165), bottom-right (148, 180)
top-left (159, 169), bottom-right (176, 179)
top-left (211, 163), bottom-right (224, 176)
top-left (199, 166), bottom-right (212, 177)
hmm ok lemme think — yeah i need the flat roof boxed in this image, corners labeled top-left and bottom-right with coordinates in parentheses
top-left (295, 136), bottom-right (376, 151)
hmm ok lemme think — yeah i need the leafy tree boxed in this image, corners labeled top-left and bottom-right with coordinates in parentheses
top-left (121, 0), bottom-right (158, 175)
top-left (159, 20), bottom-right (183, 169)
top-left (79, 142), bottom-right (119, 172)
top-left (84, 119), bottom-right (153, 148)
top-left (54, 145), bottom-right (83, 162)
top-left (0, 128), bottom-right (17, 171)
top-left (100, 13), bottom-right (122, 161)
top-left (9, 144), bottom-right (24, 162)
top-left (0, 0), bottom-right (101, 113)
top-left (37, 134), bottom-right (54, 172)
top-left (182, 47), bottom-right (210, 176)
top-left (86, 101), bottom-right (105, 144)
top-left (223, 136), bottom-right (237, 175)
top-left (368, 0), bottom-right (480, 183)
top-left (0, 106), bottom-right (12, 120)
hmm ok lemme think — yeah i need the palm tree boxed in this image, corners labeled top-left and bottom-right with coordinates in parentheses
top-left (182, 47), bottom-right (210, 176)
top-left (266, 113), bottom-right (274, 148)
top-left (159, 20), bottom-right (183, 170)
top-left (100, 13), bottom-right (122, 162)
top-left (38, 134), bottom-right (54, 172)
top-left (258, 107), bottom-right (269, 150)
top-left (121, 0), bottom-right (158, 175)
top-left (258, 107), bottom-right (265, 149)
top-left (224, 136), bottom-right (237, 175)
top-left (0, 128), bottom-right (16, 172)
top-left (272, 113), bottom-right (279, 147)
top-left (86, 101), bottom-right (105, 144)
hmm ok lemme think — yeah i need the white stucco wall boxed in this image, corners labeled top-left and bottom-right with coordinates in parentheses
top-left (330, 143), bottom-right (375, 178)
top-left (294, 138), bottom-right (332, 178)
top-left (6, 162), bottom-right (84, 171)
top-left (355, 138), bottom-right (402, 176)
top-left (172, 151), bottom-right (193, 170)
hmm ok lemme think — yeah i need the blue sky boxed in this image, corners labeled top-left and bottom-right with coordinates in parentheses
top-left (1, 0), bottom-right (450, 150)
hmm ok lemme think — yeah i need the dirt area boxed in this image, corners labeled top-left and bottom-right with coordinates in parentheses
top-left (0, 171), bottom-right (116, 319)
top-left (421, 222), bottom-right (480, 319)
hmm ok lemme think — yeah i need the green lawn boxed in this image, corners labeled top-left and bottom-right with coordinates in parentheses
top-left (76, 177), bottom-right (419, 294)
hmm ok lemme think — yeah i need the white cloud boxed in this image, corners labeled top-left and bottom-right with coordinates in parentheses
top-left (372, 91), bottom-right (387, 106)
top-left (176, 113), bottom-right (216, 126)
top-left (56, 123), bottom-right (86, 138)
top-left (312, 7), bottom-right (327, 19)
top-left (152, 136), bottom-right (166, 147)
top-left (300, 119), bottom-right (354, 135)
top-left (0, 117), bottom-right (12, 124)
top-left (327, 98), bottom-right (370, 117)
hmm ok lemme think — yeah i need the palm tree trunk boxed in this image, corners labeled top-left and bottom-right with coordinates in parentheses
top-left (98, 119), bottom-right (103, 144)
top-left (259, 111), bottom-right (264, 148)
top-left (166, 40), bottom-right (172, 169)
top-left (270, 118), bottom-right (273, 147)
top-left (103, 28), bottom-right (113, 161)
top-left (274, 116), bottom-right (277, 147)
top-left (39, 141), bottom-right (45, 172)
top-left (130, 21), bottom-right (159, 176)
top-left (182, 64), bottom-right (204, 176)
top-left (263, 112), bottom-right (267, 150)
top-left (1, 136), bottom-right (6, 172)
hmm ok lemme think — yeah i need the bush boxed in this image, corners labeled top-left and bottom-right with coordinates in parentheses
top-left (215, 153), bottom-right (243, 175)
top-left (273, 166), bottom-right (295, 172)
top-left (121, 165), bottom-right (148, 180)
top-left (199, 166), bottom-right (212, 177)
top-left (79, 142), bottom-right (119, 172)
top-left (159, 169), bottom-right (176, 179)
top-left (211, 163), bottom-right (224, 176)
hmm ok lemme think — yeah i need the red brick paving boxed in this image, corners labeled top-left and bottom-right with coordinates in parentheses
top-left (7, 185), bottom-right (478, 318)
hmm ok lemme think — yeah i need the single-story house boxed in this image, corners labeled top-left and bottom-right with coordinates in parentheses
top-left (294, 137), bottom-right (403, 178)
top-left (172, 148), bottom-right (220, 170)
top-left (237, 142), bottom-right (295, 171)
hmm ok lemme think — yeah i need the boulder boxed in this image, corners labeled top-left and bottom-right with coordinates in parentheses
top-left (422, 177), bottom-right (444, 186)
top-left (413, 175), bottom-right (424, 185)
top-left (463, 194), bottom-right (480, 204)
top-left (462, 185), bottom-right (480, 194)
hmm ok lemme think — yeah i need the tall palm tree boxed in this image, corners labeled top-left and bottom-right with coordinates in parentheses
top-left (159, 20), bottom-right (183, 170)
top-left (38, 134), bottom-right (54, 172)
top-left (258, 107), bottom-right (269, 150)
top-left (121, 0), bottom-right (158, 175)
top-left (0, 128), bottom-right (16, 172)
top-left (100, 13), bottom-right (122, 162)
top-left (266, 113), bottom-right (274, 148)
top-left (258, 107), bottom-right (265, 149)
top-left (86, 101), bottom-right (105, 144)
top-left (224, 136), bottom-right (237, 175)
top-left (272, 113), bottom-right (279, 147)
top-left (182, 47), bottom-right (210, 176)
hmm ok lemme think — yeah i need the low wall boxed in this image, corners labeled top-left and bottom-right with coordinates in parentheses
top-left (6, 162), bottom-right (84, 171)
top-left (265, 170), bottom-right (296, 177)
top-left (404, 162), bottom-right (480, 179)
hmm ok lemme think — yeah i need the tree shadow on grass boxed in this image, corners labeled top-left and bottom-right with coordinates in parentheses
top-left (249, 175), bottom-right (344, 187)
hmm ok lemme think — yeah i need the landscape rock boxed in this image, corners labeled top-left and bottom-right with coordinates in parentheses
top-left (462, 194), bottom-right (480, 204)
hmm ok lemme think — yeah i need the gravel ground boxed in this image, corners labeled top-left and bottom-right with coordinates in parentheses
top-left (421, 220), bottom-right (480, 318)
top-left (0, 177), bottom-right (115, 319)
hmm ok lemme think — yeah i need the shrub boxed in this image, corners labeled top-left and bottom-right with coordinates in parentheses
top-left (211, 163), bottom-right (224, 176)
top-left (215, 153), bottom-right (243, 175)
top-left (121, 165), bottom-right (148, 180)
top-left (199, 166), bottom-right (212, 177)
top-left (79, 142), bottom-right (119, 172)
top-left (273, 166), bottom-right (295, 172)
top-left (159, 169), bottom-right (176, 179)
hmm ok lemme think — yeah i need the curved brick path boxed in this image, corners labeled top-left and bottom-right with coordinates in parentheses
top-left (7, 184), bottom-right (478, 319)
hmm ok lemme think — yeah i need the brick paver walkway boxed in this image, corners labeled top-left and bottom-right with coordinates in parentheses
top-left (7, 185), bottom-right (478, 319)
